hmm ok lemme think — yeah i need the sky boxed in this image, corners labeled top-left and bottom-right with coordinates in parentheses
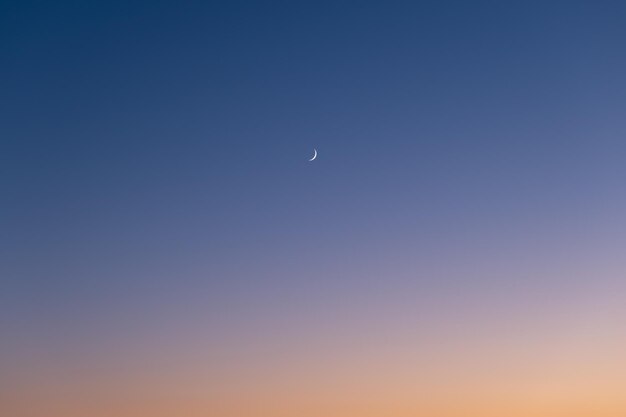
top-left (2, 1), bottom-right (626, 416)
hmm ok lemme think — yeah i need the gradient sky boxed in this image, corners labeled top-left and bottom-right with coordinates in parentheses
top-left (3, 1), bottom-right (626, 416)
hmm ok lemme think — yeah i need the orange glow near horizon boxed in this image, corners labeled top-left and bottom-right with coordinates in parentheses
top-left (4, 281), bottom-right (626, 417)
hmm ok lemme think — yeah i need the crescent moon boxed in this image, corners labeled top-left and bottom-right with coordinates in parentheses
top-left (309, 148), bottom-right (317, 161)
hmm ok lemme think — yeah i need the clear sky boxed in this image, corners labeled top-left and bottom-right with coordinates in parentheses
top-left (2, 1), bottom-right (626, 416)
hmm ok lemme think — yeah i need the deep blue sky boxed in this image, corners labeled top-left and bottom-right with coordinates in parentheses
top-left (2, 1), bottom-right (626, 381)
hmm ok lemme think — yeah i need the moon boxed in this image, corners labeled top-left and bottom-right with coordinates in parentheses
top-left (309, 148), bottom-right (317, 161)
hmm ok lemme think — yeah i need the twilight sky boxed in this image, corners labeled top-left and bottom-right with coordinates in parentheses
top-left (2, 1), bottom-right (626, 416)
